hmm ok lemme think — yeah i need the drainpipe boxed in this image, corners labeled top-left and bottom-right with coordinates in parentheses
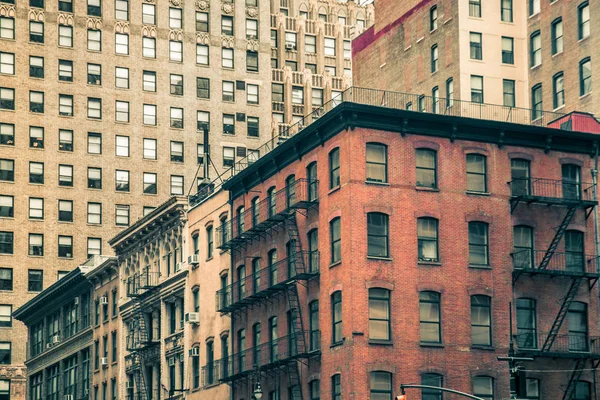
top-left (593, 144), bottom-right (600, 336)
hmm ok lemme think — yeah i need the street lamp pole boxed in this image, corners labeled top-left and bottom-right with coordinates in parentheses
top-left (398, 384), bottom-right (486, 400)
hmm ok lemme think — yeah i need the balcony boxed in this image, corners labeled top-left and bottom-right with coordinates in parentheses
top-left (509, 178), bottom-right (597, 209)
top-left (216, 251), bottom-right (320, 313)
top-left (126, 328), bottom-right (160, 352)
top-left (216, 179), bottom-right (318, 250)
top-left (515, 333), bottom-right (600, 359)
top-left (513, 250), bottom-right (600, 279)
top-left (126, 270), bottom-right (160, 297)
top-left (217, 331), bottom-right (321, 382)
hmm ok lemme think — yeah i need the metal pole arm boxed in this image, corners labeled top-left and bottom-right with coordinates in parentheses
top-left (400, 384), bottom-right (486, 400)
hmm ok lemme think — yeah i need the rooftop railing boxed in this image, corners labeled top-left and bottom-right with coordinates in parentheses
top-left (190, 87), bottom-right (567, 206)
top-left (513, 250), bottom-right (600, 276)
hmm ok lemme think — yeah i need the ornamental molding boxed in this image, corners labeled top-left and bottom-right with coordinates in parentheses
top-left (169, 0), bottom-right (182, 6)
top-left (221, 3), bottom-right (234, 15)
top-left (246, 39), bottom-right (259, 51)
top-left (0, 4), bottom-right (16, 18)
top-left (221, 35), bottom-right (234, 48)
top-left (195, 0), bottom-right (209, 10)
top-left (169, 30), bottom-right (183, 41)
top-left (114, 21), bottom-right (130, 34)
top-left (86, 18), bottom-right (102, 29)
top-left (143, 0), bottom-right (155, 2)
top-left (196, 33), bottom-right (210, 45)
top-left (245, 6), bottom-right (258, 18)
top-left (142, 25), bottom-right (157, 37)
top-left (57, 13), bottom-right (74, 26)
top-left (28, 9), bottom-right (44, 21)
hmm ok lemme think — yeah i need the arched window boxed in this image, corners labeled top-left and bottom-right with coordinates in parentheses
top-left (268, 249), bottom-right (278, 286)
top-left (473, 376), bottom-right (494, 400)
top-left (367, 212), bottom-right (389, 257)
top-left (531, 83), bottom-right (542, 120)
top-left (580, 57), bottom-right (592, 96)
top-left (237, 328), bottom-right (246, 371)
top-left (562, 164), bottom-right (581, 200)
top-left (192, 233), bottom-right (199, 255)
top-left (468, 221), bottom-right (489, 266)
top-left (471, 295), bottom-right (492, 345)
top-left (466, 154), bottom-right (487, 193)
top-left (252, 323), bottom-right (261, 364)
top-left (370, 371), bottom-right (392, 399)
top-left (267, 186), bottom-right (277, 217)
top-left (307, 162), bottom-right (318, 201)
top-left (416, 148), bottom-right (437, 188)
top-left (206, 226), bottom-right (213, 259)
top-left (308, 229), bottom-right (319, 272)
top-left (369, 288), bottom-right (390, 340)
top-left (422, 373), bottom-right (443, 399)
top-left (418, 217), bottom-right (438, 262)
top-left (331, 374), bottom-right (341, 400)
top-left (309, 300), bottom-right (319, 351)
top-left (431, 44), bottom-right (438, 73)
top-left (329, 148), bottom-right (340, 189)
top-left (252, 257), bottom-right (261, 294)
top-left (236, 206), bottom-right (245, 236)
top-left (574, 381), bottom-right (591, 400)
top-left (568, 301), bottom-right (588, 351)
top-left (516, 298), bottom-right (537, 349)
top-left (251, 196), bottom-right (260, 227)
top-left (205, 340), bottom-right (214, 384)
top-left (566, 230), bottom-right (584, 272)
top-left (286, 174), bottom-right (296, 208)
top-left (237, 265), bottom-right (246, 300)
top-left (419, 291), bottom-right (441, 343)
top-left (513, 225), bottom-right (534, 268)
top-left (510, 158), bottom-right (530, 196)
top-left (578, 2), bottom-right (590, 39)
top-left (430, 6), bottom-right (438, 31)
top-left (269, 316), bottom-right (278, 362)
top-left (366, 143), bottom-right (387, 183)
top-left (553, 72), bottom-right (565, 109)
top-left (551, 17), bottom-right (563, 55)
top-left (331, 291), bottom-right (342, 344)
top-left (309, 380), bottom-right (320, 400)
top-left (330, 217), bottom-right (341, 263)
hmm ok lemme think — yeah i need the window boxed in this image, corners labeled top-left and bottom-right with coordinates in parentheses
top-left (170, 40), bottom-right (183, 62)
top-left (87, 29), bottom-right (101, 51)
top-left (88, 167), bottom-right (102, 189)
top-left (331, 374), bottom-right (341, 400)
top-left (473, 377), bottom-right (494, 400)
top-left (430, 6), bottom-right (438, 30)
top-left (29, 197), bottom-right (44, 219)
top-left (88, 0), bottom-right (101, 16)
top-left (143, 173), bottom-right (157, 194)
top-left (529, 0), bottom-right (540, 16)
top-left (551, 18), bottom-right (563, 55)
top-left (0, 88), bottom-right (13, 110)
top-left (115, 0), bottom-right (128, 20)
top-left (144, 104), bottom-right (157, 125)
top-left (143, 139), bottom-right (157, 160)
top-left (59, 129), bottom-right (73, 151)
top-left (142, 37), bottom-right (156, 58)
top-left (531, 84), bottom-right (542, 121)
top-left (430, 45), bottom-right (438, 73)
top-left (0, 160), bottom-right (13, 182)
top-left (28, 270), bottom-right (43, 292)
top-left (578, 2), bottom-right (590, 39)
top-left (115, 205), bottom-right (129, 226)
top-left (29, 91), bottom-right (44, 114)
top-left (469, 32), bottom-right (482, 60)
top-left (530, 31), bottom-right (541, 67)
top-left (416, 148), bottom-right (437, 188)
top-left (0, 52), bottom-right (13, 75)
top-left (0, 195), bottom-right (12, 217)
top-left (30, 56), bottom-right (44, 78)
top-left (116, 170), bottom-right (129, 191)
top-left (516, 298), bottom-right (537, 348)
top-left (87, 63), bottom-right (101, 85)
top-left (197, 77), bottom-right (210, 99)
top-left (0, 269), bottom-right (11, 291)
top-left (196, 12), bottom-right (208, 32)
top-left (196, 44), bottom-right (209, 65)
top-left (115, 101), bottom-right (129, 122)
top-left (466, 154), bottom-right (486, 192)
top-left (207, 226), bottom-right (214, 258)
top-left (419, 291), bottom-right (441, 343)
top-left (0, 305), bottom-right (10, 327)
top-left (417, 218), bottom-right (438, 262)
top-left (470, 75), bottom-right (483, 103)
top-left (471, 295), bottom-right (492, 346)
top-left (58, 25), bottom-right (75, 48)
top-left (432, 86), bottom-right (440, 113)
top-left (304, 35), bottom-right (316, 53)
top-left (115, 33), bottom-right (129, 55)
top-left (422, 374), bottom-right (443, 400)
top-left (503, 79), bottom-right (515, 107)
top-left (87, 238), bottom-right (101, 257)
top-left (29, 126), bottom-right (44, 147)
top-left (330, 217), bottom-right (341, 263)
top-left (502, 36), bottom-right (514, 64)
top-left (501, 0), bottom-right (513, 22)
top-left (222, 48), bottom-right (234, 68)
top-left (248, 117), bottom-right (259, 137)
top-left (88, 132), bottom-right (101, 154)
top-left (324, 37), bottom-right (336, 56)
top-left (343, 40), bottom-right (351, 59)
top-left (566, 230), bottom-right (584, 272)
top-left (553, 72), bottom-right (565, 109)
top-left (222, 16), bottom-right (233, 35)
top-left (29, 162), bottom-right (44, 184)
top-left (170, 141), bottom-right (184, 162)
top-left (142, 4), bottom-right (155, 24)
top-left (170, 175), bottom-right (184, 195)
top-left (247, 84), bottom-right (259, 104)
top-left (580, 58), bottom-right (592, 96)
top-left (59, 164), bottom-right (73, 186)
top-left (329, 148), bottom-right (340, 189)
top-left (469, 0), bottom-right (481, 17)
top-left (469, 222), bottom-right (489, 265)
top-left (0, 232), bottom-right (12, 254)
top-left (312, 88), bottom-right (324, 107)
top-left (143, 71), bottom-right (156, 92)
top-left (170, 7), bottom-right (182, 29)
top-left (369, 289), bottom-right (390, 340)
top-left (87, 202), bottom-right (102, 224)
top-left (30, 21), bottom-right (44, 43)
top-left (0, 124), bottom-right (13, 146)
top-left (88, 97), bottom-right (102, 119)
top-left (246, 19), bottom-right (258, 39)
top-left (58, 200), bottom-right (73, 222)
top-left (0, 17), bottom-right (15, 41)
top-left (58, 235), bottom-right (73, 258)
top-left (170, 107), bottom-right (184, 128)
top-left (223, 114), bottom-right (235, 135)
top-left (367, 213), bottom-right (389, 258)
top-left (292, 87), bottom-right (304, 105)
top-left (513, 225), bottom-right (534, 268)
top-left (29, 233), bottom-right (43, 256)
top-left (574, 381), bottom-right (591, 400)
top-left (197, 111), bottom-right (210, 132)
top-left (331, 291), bottom-right (342, 343)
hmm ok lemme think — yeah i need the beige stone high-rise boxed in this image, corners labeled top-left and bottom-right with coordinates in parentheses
top-left (0, 0), bottom-right (373, 397)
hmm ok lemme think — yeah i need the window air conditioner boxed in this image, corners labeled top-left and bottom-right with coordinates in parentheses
top-left (185, 312), bottom-right (200, 325)
top-left (188, 254), bottom-right (199, 265)
top-left (101, 357), bottom-right (108, 366)
top-left (189, 347), bottom-right (200, 357)
top-left (99, 296), bottom-right (108, 305)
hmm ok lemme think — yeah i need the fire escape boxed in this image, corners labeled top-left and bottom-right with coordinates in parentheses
top-left (125, 269), bottom-right (160, 400)
top-left (510, 177), bottom-right (600, 400)
top-left (213, 178), bottom-right (321, 400)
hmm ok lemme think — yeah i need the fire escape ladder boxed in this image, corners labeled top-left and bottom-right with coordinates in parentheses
top-left (561, 359), bottom-right (586, 400)
top-left (131, 295), bottom-right (150, 400)
top-left (538, 207), bottom-right (577, 270)
top-left (286, 362), bottom-right (303, 400)
top-left (542, 278), bottom-right (584, 352)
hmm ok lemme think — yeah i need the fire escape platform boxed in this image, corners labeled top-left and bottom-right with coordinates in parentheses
top-left (508, 178), bottom-right (597, 214)
top-left (515, 333), bottom-right (600, 360)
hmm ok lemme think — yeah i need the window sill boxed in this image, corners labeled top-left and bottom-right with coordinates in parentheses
top-left (206, 256), bottom-right (214, 262)
top-left (365, 180), bottom-right (390, 186)
top-left (330, 341), bottom-right (344, 349)
top-left (471, 345), bottom-right (495, 351)
top-left (551, 51), bottom-right (563, 59)
top-left (530, 64), bottom-right (542, 71)
top-left (465, 191), bottom-right (490, 196)
top-left (368, 339), bottom-right (393, 346)
top-left (329, 260), bottom-right (342, 269)
top-left (420, 342), bottom-right (444, 348)
top-left (580, 92), bottom-right (593, 100)
top-left (415, 186), bottom-right (439, 192)
top-left (367, 256), bottom-right (392, 262)
top-left (328, 186), bottom-right (340, 195)
top-left (578, 35), bottom-right (590, 44)
top-left (553, 105), bottom-right (565, 112)
top-left (418, 260), bottom-right (441, 267)
top-left (469, 264), bottom-right (492, 270)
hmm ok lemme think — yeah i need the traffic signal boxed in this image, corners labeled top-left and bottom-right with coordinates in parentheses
top-left (395, 395), bottom-right (407, 400)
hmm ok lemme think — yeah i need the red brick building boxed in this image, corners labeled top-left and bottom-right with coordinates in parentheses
top-left (211, 99), bottom-right (600, 400)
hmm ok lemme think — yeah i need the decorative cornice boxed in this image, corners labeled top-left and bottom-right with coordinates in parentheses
top-left (196, 33), bottom-right (210, 44)
top-left (221, 35), bottom-right (234, 48)
top-left (57, 13), bottom-right (73, 26)
top-left (221, 2), bottom-right (234, 15)
top-left (115, 21), bottom-right (130, 34)
top-left (86, 17), bottom-right (102, 29)
top-left (169, 29), bottom-right (183, 41)
top-left (142, 25), bottom-right (157, 37)
top-left (196, 0), bottom-right (209, 10)
top-left (246, 39), bottom-right (259, 51)
top-left (0, 4), bottom-right (16, 18)
top-left (28, 9), bottom-right (44, 21)
top-left (245, 6), bottom-right (258, 18)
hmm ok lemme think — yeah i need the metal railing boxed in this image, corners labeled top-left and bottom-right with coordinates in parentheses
top-left (215, 179), bottom-right (318, 249)
top-left (509, 178), bottom-right (596, 202)
top-left (126, 328), bottom-right (160, 351)
top-left (216, 251), bottom-right (320, 312)
top-left (515, 332), bottom-right (600, 356)
top-left (216, 331), bottom-right (320, 381)
top-left (513, 250), bottom-right (600, 275)
top-left (126, 270), bottom-right (160, 297)
top-left (190, 87), bottom-right (567, 206)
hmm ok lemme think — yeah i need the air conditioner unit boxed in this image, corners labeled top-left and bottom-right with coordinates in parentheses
top-left (185, 312), bottom-right (200, 325)
top-left (46, 343), bottom-right (53, 349)
top-left (52, 335), bottom-right (61, 344)
top-left (74, 297), bottom-right (79, 305)
top-left (125, 382), bottom-right (134, 390)
top-left (84, 389), bottom-right (89, 396)
top-left (168, 357), bottom-right (176, 366)
top-left (99, 296), bottom-right (108, 305)
top-left (188, 254), bottom-right (199, 265)
top-left (285, 43), bottom-right (295, 50)
top-left (189, 347), bottom-right (200, 357)
top-left (101, 357), bottom-right (108, 366)
top-left (175, 262), bottom-right (186, 272)
top-left (64, 395), bottom-right (74, 400)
